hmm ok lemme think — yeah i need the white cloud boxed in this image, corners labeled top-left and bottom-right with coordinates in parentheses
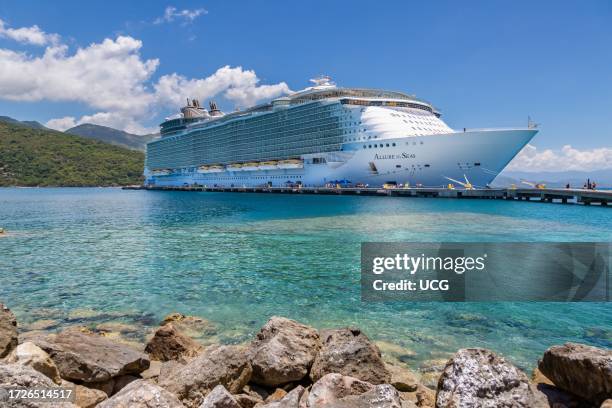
top-left (154, 66), bottom-right (291, 108)
top-left (154, 6), bottom-right (207, 25)
top-left (0, 21), bottom-right (290, 134)
top-left (45, 116), bottom-right (76, 131)
top-left (0, 18), bottom-right (59, 46)
top-left (507, 144), bottom-right (612, 172)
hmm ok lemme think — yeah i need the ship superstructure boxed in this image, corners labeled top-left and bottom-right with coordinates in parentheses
top-left (145, 77), bottom-right (537, 187)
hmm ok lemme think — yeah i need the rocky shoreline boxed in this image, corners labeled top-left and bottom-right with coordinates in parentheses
top-left (1, 303), bottom-right (611, 407)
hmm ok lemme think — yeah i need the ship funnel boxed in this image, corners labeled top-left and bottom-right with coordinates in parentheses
top-left (181, 97), bottom-right (209, 119)
top-left (208, 100), bottom-right (224, 117)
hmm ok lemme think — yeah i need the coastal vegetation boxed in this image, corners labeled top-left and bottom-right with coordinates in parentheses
top-left (1, 304), bottom-right (609, 407)
top-left (0, 121), bottom-right (144, 187)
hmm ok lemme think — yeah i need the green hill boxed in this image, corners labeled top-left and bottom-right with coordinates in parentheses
top-left (66, 123), bottom-right (157, 151)
top-left (0, 121), bottom-right (144, 187)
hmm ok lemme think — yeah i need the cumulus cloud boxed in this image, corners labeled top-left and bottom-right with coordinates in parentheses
top-left (0, 20), bottom-right (290, 134)
top-left (507, 144), bottom-right (612, 172)
top-left (0, 18), bottom-right (59, 46)
top-left (154, 6), bottom-right (207, 25)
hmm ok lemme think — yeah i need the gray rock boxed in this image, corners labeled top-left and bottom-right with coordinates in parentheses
top-left (436, 348), bottom-right (539, 408)
top-left (0, 363), bottom-right (78, 407)
top-left (307, 373), bottom-right (374, 407)
top-left (145, 323), bottom-right (203, 362)
top-left (159, 345), bottom-right (252, 408)
top-left (330, 384), bottom-right (402, 408)
top-left (310, 328), bottom-right (390, 384)
top-left (0, 304), bottom-right (18, 359)
top-left (31, 328), bottom-right (150, 383)
top-left (261, 385), bottom-right (306, 408)
top-left (198, 384), bottom-right (241, 408)
top-left (249, 317), bottom-right (320, 386)
top-left (6, 342), bottom-right (62, 384)
top-left (97, 379), bottom-right (185, 407)
top-left (538, 342), bottom-right (612, 406)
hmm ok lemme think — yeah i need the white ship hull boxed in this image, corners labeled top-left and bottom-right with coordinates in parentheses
top-left (147, 129), bottom-right (535, 188)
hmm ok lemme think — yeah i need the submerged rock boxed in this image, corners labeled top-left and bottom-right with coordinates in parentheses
top-left (6, 342), bottom-right (62, 384)
top-left (161, 313), bottom-right (217, 339)
top-left (199, 384), bottom-right (241, 408)
top-left (538, 342), bottom-right (612, 405)
top-left (436, 348), bottom-right (538, 408)
top-left (31, 328), bottom-right (150, 383)
top-left (249, 316), bottom-right (320, 386)
top-left (159, 345), bottom-right (252, 408)
top-left (0, 303), bottom-right (18, 358)
top-left (145, 323), bottom-right (203, 362)
top-left (385, 361), bottom-right (419, 392)
top-left (97, 379), bottom-right (185, 408)
top-left (310, 328), bottom-right (390, 384)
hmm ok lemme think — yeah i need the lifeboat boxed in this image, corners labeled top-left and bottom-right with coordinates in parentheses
top-left (278, 159), bottom-right (304, 169)
top-left (227, 163), bottom-right (245, 172)
top-left (241, 162), bottom-right (260, 171)
top-left (258, 161), bottom-right (279, 170)
top-left (197, 165), bottom-right (224, 173)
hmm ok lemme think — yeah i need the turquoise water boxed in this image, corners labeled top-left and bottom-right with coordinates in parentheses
top-left (0, 188), bottom-right (610, 372)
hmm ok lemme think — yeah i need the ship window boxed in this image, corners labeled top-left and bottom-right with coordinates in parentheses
top-left (386, 143), bottom-right (389, 147)
top-left (396, 165), bottom-right (401, 168)
top-left (392, 143), bottom-right (396, 146)
top-left (474, 162), bottom-right (481, 166)
top-left (363, 145), bottom-right (366, 149)
top-left (368, 145), bottom-right (372, 148)
top-left (374, 144), bottom-right (377, 148)
top-left (424, 164), bottom-right (430, 167)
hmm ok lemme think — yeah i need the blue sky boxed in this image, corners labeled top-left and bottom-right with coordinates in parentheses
top-left (0, 1), bottom-right (610, 170)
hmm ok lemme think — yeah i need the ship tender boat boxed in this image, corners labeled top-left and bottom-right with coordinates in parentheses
top-left (144, 76), bottom-right (538, 188)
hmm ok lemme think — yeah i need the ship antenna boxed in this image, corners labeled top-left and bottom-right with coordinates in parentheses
top-left (528, 116), bottom-right (540, 129)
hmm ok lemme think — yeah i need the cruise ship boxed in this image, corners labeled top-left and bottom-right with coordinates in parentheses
top-left (145, 77), bottom-right (537, 188)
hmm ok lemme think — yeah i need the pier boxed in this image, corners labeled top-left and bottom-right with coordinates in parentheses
top-left (122, 185), bottom-right (611, 206)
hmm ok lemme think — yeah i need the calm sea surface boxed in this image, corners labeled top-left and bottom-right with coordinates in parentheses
top-left (0, 188), bottom-right (610, 372)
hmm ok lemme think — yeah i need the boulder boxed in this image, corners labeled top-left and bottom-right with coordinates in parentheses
top-left (97, 379), bottom-right (185, 407)
top-left (307, 373), bottom-right (374, 407)
top-left (330, 384), bottom-right (402, 408)
top-left (385, 361), bottom-right (419, 392)
top-left (199, 384), bottom-right (241, 408)
top-left (398, 384), bottom-right (435, 408)
top-left (145, 324), bottom-right (203, 362)
top-left (436, 348), bottom-right (539, 408)
top-left (142, 360), bottom-right (162, 381)
top-left (265, 388), bottom-right (288, 403)
top-left (261, 385), bottom-right (306, 408)
top-left (233, 393), bottom-right (263, 408)
top-left (159, 345), bottom-right (252, 408)
top-left (6, 342), bottom-right (62, 384)
top-left (0, 303), bottom-right (18, 358)
top-left (0, 363), bottom-right (78, 407)
top-left (60, 381), bottom-right (108, 408)
top-left (249, 317), bottom-right (320, 387)
top-left (538, 342), bottom-right (612, 405)
top-left (31, 328), bottom-right (150, 383)
top-left (310, 328), bottom-right (390, 384)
